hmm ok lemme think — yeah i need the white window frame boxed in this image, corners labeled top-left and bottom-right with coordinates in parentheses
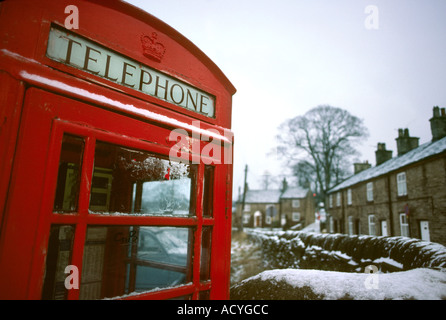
top-left (243, 204), bottom-right (251, 212)
top-left (400, 213), bottom-right (410, 237)
top-left (348, 216), bottom-right (354, 235)
top-left (329, 194), bottom-right (333, 208)
top-left (329, 216), bottom-right (334, 233)
top-left (336, 192), bottom-right (341, 207)
top-left (366, 182), bottom-right (374, 202)
top-left (368, 214), bottom-right (376, 236)
top-left (347, 189), bottom-right (352, 205)
top-left (242, 213), bottom-right (250, 224)
top-left (397, 172), bottom-right (407, 197)
top-left (292, 212), bottom-right (301, 221)
top-left (292, 199), bottom-right (300, 208)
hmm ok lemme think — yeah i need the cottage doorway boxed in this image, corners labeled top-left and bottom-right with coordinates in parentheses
top-left (420, 221), bottom-right (430, 241)
top-left (254, 211), bottom-right (262, 228)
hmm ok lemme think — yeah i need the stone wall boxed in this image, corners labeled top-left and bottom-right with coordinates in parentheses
top-left (246, 230), bottom-right (446, 273)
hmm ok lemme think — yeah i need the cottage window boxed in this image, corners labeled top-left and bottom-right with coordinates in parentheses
top-left (329, 216), bottom-right (334, 233)
top-left (397, 172), bottom-right (407, 197)
top-left (400, 213), bottom-right (410, 237)
top-left (348, 216), bottom-right (354, 235)
top-left (292, 199), bottom-right (300, 208)
top-left (243, 204), bottom-right (251, 212)
top-left (366, 182), bottom-right (373, 202)
top-left (329, 195), bottom-right (333, 208)
top-left (368, 215), bottom-right (376, 236)
top-left (292, 212), bottom-right (301, 221)
top-left (336, 192), bottom-right (341, 207)
top-left (347, 189), bottom-right (352, 205)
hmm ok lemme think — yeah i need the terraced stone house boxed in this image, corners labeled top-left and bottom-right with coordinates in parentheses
top-left (326, 107), bottom-right (446, 245)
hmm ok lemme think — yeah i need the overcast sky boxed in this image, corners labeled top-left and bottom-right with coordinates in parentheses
top-left (126, 0), bottom-right (446, 197)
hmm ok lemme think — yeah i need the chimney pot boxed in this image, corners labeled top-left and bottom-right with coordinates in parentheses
top-left (430, 106), bottom-right (446, 141)
top-left (354, 161), bottom-right (371, 174)
top-left (433, 106), bottom-right (440, 117)
top-left (396, 128), bottom-right (419, 156)
top-left (375, 142), bottom-right (393, 165)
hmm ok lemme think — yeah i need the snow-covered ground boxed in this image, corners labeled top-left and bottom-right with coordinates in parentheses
top-left (232, 268), bottom-right (446, 300)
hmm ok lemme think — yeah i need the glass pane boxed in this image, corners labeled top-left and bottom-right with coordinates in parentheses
top-left (80, 226), bottom-right (193, 299)
top-left (42, 225), bottom-right (75, 300)
top-left (200, 227), bottom-right (212, 281)
top-left (203, 165), bottom-right (214, 217)
top-left (53, 135), bottom-right (84, 213)
top-left (89, 141), bottom-right (196, 216)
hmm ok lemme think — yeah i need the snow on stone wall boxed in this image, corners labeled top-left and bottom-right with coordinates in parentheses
top-left (246, 229), bottom-right (446, 273)
top-left (233, 230), bottom-right (446, 299)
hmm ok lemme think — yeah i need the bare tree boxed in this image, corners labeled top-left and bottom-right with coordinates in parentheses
top-left (259, 170), bottom-right (279, 190)
top-left (276, 105), bottom-right (368, 200)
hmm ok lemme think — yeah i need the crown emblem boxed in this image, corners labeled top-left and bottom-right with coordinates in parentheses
top-left (141, 32), bottom-right (166, 62)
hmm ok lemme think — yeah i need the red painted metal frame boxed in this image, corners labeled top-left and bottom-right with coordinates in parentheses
top-left (0, 0), bottom-right (235, 300)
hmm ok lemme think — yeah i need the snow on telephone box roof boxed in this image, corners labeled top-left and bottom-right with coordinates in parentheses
top-left (328, 136), bottom-right (446, 193)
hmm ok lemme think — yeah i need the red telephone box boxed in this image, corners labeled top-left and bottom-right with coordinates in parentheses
top-left (0, 0), bottom-right (235, 300)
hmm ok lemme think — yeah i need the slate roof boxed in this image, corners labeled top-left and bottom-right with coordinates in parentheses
top-left (328, 136), bottom-right (446, 193)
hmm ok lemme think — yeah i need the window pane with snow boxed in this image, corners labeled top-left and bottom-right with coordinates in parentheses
top-left (53, 134), bottom-right (84, 213)
top-left (79, 226), bottom-right (193, 299)
top-left (89, 141), bottom-right (197, 216)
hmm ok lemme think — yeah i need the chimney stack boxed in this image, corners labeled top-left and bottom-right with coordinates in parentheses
top-left (375, 143), bottom-right (393, 166)
top-left (430, 106), bottom-right (446, 141)
top-left (354, 161), bottom-right (371, 174)
top-left (396, 128), bottom-right (419, 156)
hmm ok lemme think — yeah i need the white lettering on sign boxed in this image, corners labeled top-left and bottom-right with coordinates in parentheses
top-left (46, 26), bottom-right (215, 118)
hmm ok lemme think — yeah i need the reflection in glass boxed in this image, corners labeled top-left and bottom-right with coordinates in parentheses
top-left (200, 227), bottom-right (212, 281)
top-left (42, 225), bottom-right (75, 300)
top-left (53, 135), bottom-right (84, 213)
top-left (80, 226), bottom-right (193, 300)
top-left (203, 165), bottom-right (214, 217)
top-left (89, 141), bottom-right (196, 216)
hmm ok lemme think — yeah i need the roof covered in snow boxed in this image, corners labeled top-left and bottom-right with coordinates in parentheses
top-left (329, 136), bottom-right (446, 193)
top-left (244, 186), bottom-right (309, 204)
top-left (244, 189), bottom-right (282, 204)
top-left (281, 186), bottom-right (309, 199)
